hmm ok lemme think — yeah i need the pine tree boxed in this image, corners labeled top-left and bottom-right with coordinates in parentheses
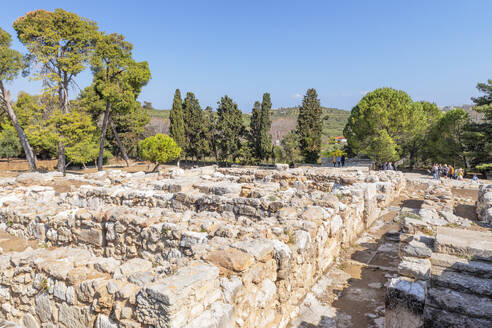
top-left (217, 95), bottom-right (244, 161)
top-left (169, 89), bottom-right (185, 150)
top-left (297, 88), bottom-right (322, 163)
top-left (259, 93), bottom-right (272, 160)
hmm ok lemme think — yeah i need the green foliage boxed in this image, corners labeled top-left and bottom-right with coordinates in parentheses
top-left (259, 93), bottom-right (273, 160)
top-left (169, 89), bottom-right (185, 150)
top-left (367, 129), bottom-right (398, 163)
top-left (90, 32), bottom-right (150, 169)
top-left (138, 134), bottom-right (181, 167)
top-left (183, 92), bottom-right (209, 160)
top-left (476, 163), bottom-right (492, 172)
top-left (51, 110), bottom-right (101, 165)
top-left (216, 95), bottom-right (244, 161)
top-left (425, 108), bottom-right (469, 167)
top-left (110, 103), bottom-right (149, 158)
top-left (281, 130), bottom-right (301, 165)
top-left (344, 88), bottom-right (415, 163)
top-left (91, 33), bottom-right (150, 113)
top-left (0, 28), bottom-right (24, 83)
top-left (402, 101), bottom-right (442, 167)
top-left (203, 106), bottom-right (220, 162)
top-left (249, 100), bottom-right (262, 161)
top-left (0, 123), bottom-right (21, 159)
top-left (14, 92), bottom-right (57, 158)
top-left (13, 9), bottom-right (98, 110)
top-left (297, 88), bottom-right (322, 163)
top-left (468, 79), bottom-right (492, 168)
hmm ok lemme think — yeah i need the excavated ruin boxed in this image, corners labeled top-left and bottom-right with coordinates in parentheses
top-left (0, 166), bottom-right (489, 328)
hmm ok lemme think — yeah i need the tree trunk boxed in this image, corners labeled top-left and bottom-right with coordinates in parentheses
top-left (56, 82), bottom-right (69, 172)
top-left (0, 82), bottom-right (37, 171)
top-left (98, 103), bottom-right (112, 171)
top-left (57, 142), bottom-right (65, 172)
top-left (152, 163), bottom-right (160, 173)
top-left (109, 115), bottom-right (129, 167)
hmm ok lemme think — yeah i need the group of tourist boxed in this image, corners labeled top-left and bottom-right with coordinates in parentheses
top-left (381, 162), bottom-right (397, 171)
top-left (332, 155), bottom-right (346, 167)
top-left (431, 163), bottom-right (464, 180)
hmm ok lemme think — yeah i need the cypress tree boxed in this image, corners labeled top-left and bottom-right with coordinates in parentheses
top-left (249, 101), bottom-right (262, 160)
top-left (259, 92), bottom-right (272, 160)
top-left (183, 92), bottom-right (209, 161)
top-left (217, 95), bottom-right (243, 161)
top-left (169, 89), bottom-right (185, 150)
top-left (297, 88), bottom-right (322, 163)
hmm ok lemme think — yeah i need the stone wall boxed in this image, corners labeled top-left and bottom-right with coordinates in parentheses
top-left (477, 183), bottom-right (492, 223)
top-left (0, 167), bottom-right (405, 328)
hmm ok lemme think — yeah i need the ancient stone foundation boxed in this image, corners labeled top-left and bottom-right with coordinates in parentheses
top-left (386, 180), bottom-right (492, 328)
top-left (0, 166), bottom-right (405, 328)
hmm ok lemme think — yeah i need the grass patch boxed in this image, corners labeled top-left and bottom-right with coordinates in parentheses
top-left (403, 212), bottom-right (422, 220)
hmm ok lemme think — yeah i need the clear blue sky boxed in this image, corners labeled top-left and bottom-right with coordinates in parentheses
top-left (2, 0), bottom-right (491, 112)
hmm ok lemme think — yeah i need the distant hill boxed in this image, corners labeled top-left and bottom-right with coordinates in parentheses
top-left (145, 106), bottom-right (351, 144)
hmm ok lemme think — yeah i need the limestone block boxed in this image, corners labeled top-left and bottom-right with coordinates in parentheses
top-left (231, 239), bottom-right (274, 262)
top-left (135, 262), bottom-right (219, 327)
top-left (385, 277), bottom-right (425, 328)
top-left (203, 248), bottom-right (255, 273)
top-left (35, 292), bottom-right (52, 323)
top-left (398, 257), bottom-right (431, 280)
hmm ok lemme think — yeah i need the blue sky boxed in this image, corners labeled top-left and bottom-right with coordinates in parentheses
top-left (2, 0), bottom-right (491, 112)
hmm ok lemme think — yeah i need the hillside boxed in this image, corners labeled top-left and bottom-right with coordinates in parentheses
top-left (145, 106), bottom-right (351, 144)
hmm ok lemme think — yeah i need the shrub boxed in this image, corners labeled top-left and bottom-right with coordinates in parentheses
top-left (138, 134), bottom-right (181, 172)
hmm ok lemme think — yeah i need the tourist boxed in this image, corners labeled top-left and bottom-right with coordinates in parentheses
top-left (341, 155), bottom-right (346, 167)
top-left (457, 169), bottom-right (464, 181)
top-left (337, 155), bottom-right (342, 167)
top-left (432, 164), bottom-right (439, 180)
top-left (473, 174), bottom-right (479, 184)
top-left (388, 162), bottom-right (394, 170)
top-left (332, 156), bottom-right (337, 167)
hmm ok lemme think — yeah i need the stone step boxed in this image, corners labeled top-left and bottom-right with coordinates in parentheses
top-left (430, 253), bottom-right (492, 279)
top-left (430, 270), bottom-right (492, 298)
top-left (434, 226), bottom-right (492, 262)
top-left (426, 287), bottom-right (492, 320)
top-left (424, 305), bottom-right (492, 328)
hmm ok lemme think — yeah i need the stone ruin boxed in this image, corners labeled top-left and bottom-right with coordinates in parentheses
top-left (0, 165), bottom-right (406, 328)
top-left (385, 180), bottom-right (492, 327)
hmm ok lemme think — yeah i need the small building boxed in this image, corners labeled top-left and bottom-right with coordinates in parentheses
top-left (334, 136), bottom-right (347, 143)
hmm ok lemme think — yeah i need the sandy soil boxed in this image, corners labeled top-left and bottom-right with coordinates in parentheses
top-left (0, 158), bottom-right (174, 178)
